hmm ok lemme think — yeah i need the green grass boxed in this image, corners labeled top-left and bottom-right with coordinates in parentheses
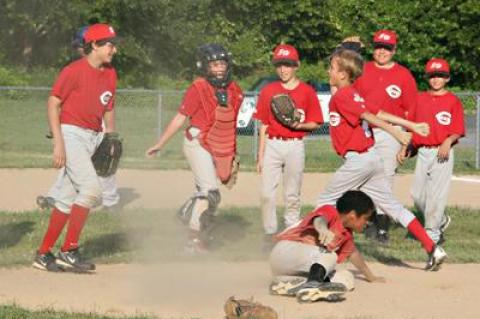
top-left (1, 88), bottom-right (478, 173)
top-left (0, 305), bottom-right (158, 319)
top-left (1, 205), bottom-right (479, 268)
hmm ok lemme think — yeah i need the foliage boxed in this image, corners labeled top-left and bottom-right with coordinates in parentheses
top-left (0, 0), bottom-right (479, 89)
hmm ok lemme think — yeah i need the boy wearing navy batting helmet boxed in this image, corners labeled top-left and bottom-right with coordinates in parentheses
top-left (398, 58), bottom-right (465, 245)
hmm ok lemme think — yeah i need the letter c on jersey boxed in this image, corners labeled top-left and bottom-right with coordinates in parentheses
top-left (100, 91), bottom-right (113, 106)
top-left (385, 85), bottom-right (402, 99)
top-left (435, 111), bottom-right (452, 125)
top-left (329, 112), bottom-right (341, 127)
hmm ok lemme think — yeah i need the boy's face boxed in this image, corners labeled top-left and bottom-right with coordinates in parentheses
top-left (328, 58), bottom-right (345, 87)
top-left (373, 46), bottom-right (395, 66)
top-left (344, 210), bottom-right (373, 233)
top-left (275, 63), bottom-right (298, 83)
top-left (208, 60), bottom-right (228, 79)
top-left (95, 41), bottom-right (117, 64)
top-left (428, 75), bottom-right (449, 92)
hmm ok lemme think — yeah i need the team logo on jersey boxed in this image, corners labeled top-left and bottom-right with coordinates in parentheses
top-left (99, 91), bottom-right (113, 106)
top-left (436, 111), bottom-right (452, 125)
top-left (385, 85), bottom-right (402, 99)
top-left (353, 93), bottom-right (365, 103)
top-left (329, 112), bottom-right (341, 127)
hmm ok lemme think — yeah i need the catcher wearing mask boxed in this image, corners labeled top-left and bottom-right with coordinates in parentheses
top-left (146, 43), bottom-right (243, 253)
top-left (254, 44), bottom-right (323, 252)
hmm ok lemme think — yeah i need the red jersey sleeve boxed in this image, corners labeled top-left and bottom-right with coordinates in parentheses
top-left (178, 85), bottom-right (201, 117)
top-left (253, 88), bottom-right (270, 125)
top-left (402, 71), bottom-right (418, 117)
top-left (303, 85), bottom-right (323, 123)
top-left (450, 96), bottom-right (466, 137)
top-left (336, 90), bottom-right (367, 126)
top-left (51, 66), bottom-right (76, 102)
top-left (337, 241), bottom-right (356, 263)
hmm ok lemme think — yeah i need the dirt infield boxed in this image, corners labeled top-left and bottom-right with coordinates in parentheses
top-left (1, 169), bottom-right (480, 319)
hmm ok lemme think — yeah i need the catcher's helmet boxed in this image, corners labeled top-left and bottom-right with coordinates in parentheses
top-left (72, 26), bottom-right (88, 49)
top-left (196, 43), bottom-right (232, 88)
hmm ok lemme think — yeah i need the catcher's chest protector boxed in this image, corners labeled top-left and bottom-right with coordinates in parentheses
top-left (193, 78), bottom-right (242, 183)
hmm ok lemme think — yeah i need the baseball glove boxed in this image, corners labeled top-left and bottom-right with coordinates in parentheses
top-left (91, 132), bottom-right (123, 177)
top-left (224, 296), bottom-right (278, 319)
top-left (271, 94), bottom-right (302, 128)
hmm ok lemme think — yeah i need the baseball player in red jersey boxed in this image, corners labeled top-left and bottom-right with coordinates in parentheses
top-left (33, 23), bottom-right (119, 272)
top-left (146, 44), bottom-right (243, 253)
top-left (317, 49), bottom-right (447, 271)
top-left (269, 190), bottom-right (384, 303)
top-left (398, 58), bottom-right (465, 245)
top-left (37, 25), bottom-right (121, 212)
top-left (254, 44), bottom-right (323, 251)
top-left (354, 30), bottom-right (418, 244)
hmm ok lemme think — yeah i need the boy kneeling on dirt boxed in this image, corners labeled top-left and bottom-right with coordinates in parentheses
top-left (269, 190), bottom-right (385, 303)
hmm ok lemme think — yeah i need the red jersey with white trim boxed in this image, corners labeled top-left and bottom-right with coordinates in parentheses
top-left (276, 205), bottom-right (356, 263)
top-left (354, 61), bottom-right (417, 118)
top-left (178, 78), bottom-right (243, 132)
top-left (411, 91), bottom-right (465, 147)
top-left (51, 57), bottom-right (117, 132)
top-left (254, 81), bottom-right (323, 138)
top-left (328, 86), bottom-right (374, 157)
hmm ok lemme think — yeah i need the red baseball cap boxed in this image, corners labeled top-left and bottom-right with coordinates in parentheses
top-left (272, 44), bottom-right (299, 66)
top-left (84, 23), bottom-right (117, 44)
top-left (373, 29), bottom-right (397, 49)
top-left (425, 58), bottom-right (450, 77)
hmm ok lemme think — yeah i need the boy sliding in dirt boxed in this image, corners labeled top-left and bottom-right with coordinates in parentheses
top-left (269, 190), bottom-right (384, 303)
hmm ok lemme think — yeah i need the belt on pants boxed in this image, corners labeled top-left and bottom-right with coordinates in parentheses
top-left (268, 136), bottom-right (303, 141)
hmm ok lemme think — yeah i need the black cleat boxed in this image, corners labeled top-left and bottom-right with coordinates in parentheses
top-left (32, 251), bottom-right (64, 272)
top-left (57, 248), bottom-right (95, 272)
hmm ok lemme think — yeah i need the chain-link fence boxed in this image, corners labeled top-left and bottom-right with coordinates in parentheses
top-left (0, 86), bottom-right (478, 172)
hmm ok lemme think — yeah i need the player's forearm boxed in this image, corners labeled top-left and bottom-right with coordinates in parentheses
top-left (349, 250), bottom-right (377, 282)
top-left (313, 217), bottom-right (328, 233)
top-left (295, 121), bottom-right (320, 131)
top-left (361, 112), bottom-right (409, 144)
top-left (257, 124), bottom-right (268, 160)
top-left (376, 110), bottom-right (415, 131)
top-left (103, 110), bottom-right (115, 133)
top-left (445, 134), bottom-right (461, 145)
top-left (47, 96), bottom-right (63, 144)
top-left (153, 113), bottom-right (187, 150)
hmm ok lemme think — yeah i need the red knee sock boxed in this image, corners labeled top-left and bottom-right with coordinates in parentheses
top-left (38, 208), bottom-right (69, 254)
top-left (407, 218), bottom-right (434, 253)
top-left (61, 204), bottom-right (90, 252)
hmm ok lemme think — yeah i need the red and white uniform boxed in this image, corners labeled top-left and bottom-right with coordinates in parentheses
top-left (254, 81), bottom-right (323, 235)
top-left (328, 86), bottom-right (374, 157)
top-left (354, 61), bottom-right (418, 218)
top-left (409, 91), bottom-right (465, 243)
top-left (53, 57), bottom-right (117, 132)
top-left (179, 78), bottom-right (243, 231)
top-left (411, 92), bottom-right (465, 147)
top-left (269, 205), bottom-right (356, 290)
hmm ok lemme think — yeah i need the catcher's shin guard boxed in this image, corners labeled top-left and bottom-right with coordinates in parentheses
top-left (177, 190), bottom-right (221, 232)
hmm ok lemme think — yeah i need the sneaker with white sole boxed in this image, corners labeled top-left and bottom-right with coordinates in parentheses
top-left (32, 251), bottom-right (64, 272)
top-left (57, 248), bottom-right (95, 272)
top-left (269, 276), bottom-right (308, 296)
top-left (425, 245), bottom-right (447, 271)
top-left (295, 281), bottom-right (347, 303)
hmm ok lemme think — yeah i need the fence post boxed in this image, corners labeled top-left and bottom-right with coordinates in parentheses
top-left (476, 94), bottom-right (480, 169)
top-left (157, 91), bottom-right (163, 138)
top-left (253, 119), bottom-right (258, 162)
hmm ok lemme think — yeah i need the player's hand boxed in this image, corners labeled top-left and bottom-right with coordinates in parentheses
top-left (367, 276), bottom-right (386, 283)
top-left (412, 122), bottom-right (430, 137)
top-left (317, 229), bottom-right (335, 246)
top-left (395, 131), bottom-right (412, 146)
top-left (396, 147), bottom-right (408, 165)
top-left (145, 146), bottom-right (160, 157)
top-left (256, 158), bottom-right (263, 174)
top-left (53, 142), bottom-right (66, 168)
top-left (437, 140), bottom-right (451, 163)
